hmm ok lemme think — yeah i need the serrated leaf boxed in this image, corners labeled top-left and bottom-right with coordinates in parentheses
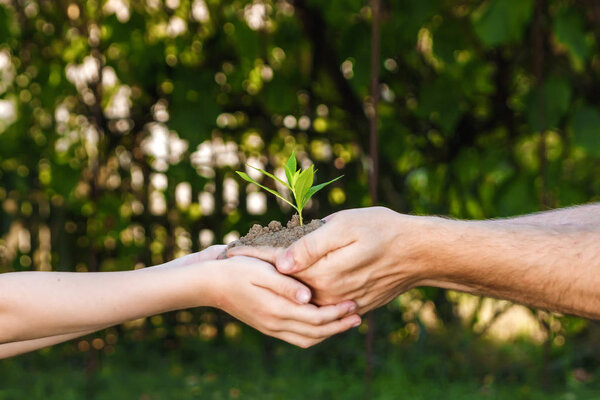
top-left (247, 164), bottom-right (291, 190)
top-left (293, 166), bottom-right (314, 210)
top-left (284, 152), bottom-right (297, 186)
top-left (302, 175), bottom-right (344, 208)
top-left (236, 172), bottom-right (297, 210)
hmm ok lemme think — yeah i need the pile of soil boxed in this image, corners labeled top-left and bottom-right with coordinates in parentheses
top-left (227, 214), bottom-right (324, 249)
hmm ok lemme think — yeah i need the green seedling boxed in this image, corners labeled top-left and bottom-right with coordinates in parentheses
top-left (236, 152), bottom-right (343, 226)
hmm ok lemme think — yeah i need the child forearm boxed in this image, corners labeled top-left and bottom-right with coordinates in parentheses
top-left (0, 264), bottom-right (209, 344)
top-left (0, 329), bottom-right (100, 359)
top-left (0, 250), bottom-right (361, 356)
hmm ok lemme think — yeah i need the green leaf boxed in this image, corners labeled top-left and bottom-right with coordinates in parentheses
top-left (50, 162), bottom-right (80, 198)
top-left (432, 18), bottom-right (468, 65)
top-left (472, 0), bottom-right (534, 48)
top-left (247, 164), bottom-right (291, 190)
top-left (285, 152), bottom-right (297, 186)
top-left (554, 9), bottom-right (592, 69)
top-left (293, 166), bottom-right (314, 210)
top-left (236, 172), bottom-right (297, 210)
top-left (417, 77), bottom-right (463, 134)
top-left (292, 170), bottom-right (301, 186)
top-left (169, 70), bottom-right (220, 144)
top-left (497, 175), bottom-right (537, 217)
top-left (265, 75), bottom-right (297, 114)
top-left (0, 6), bottom-right (12, 42)
top-left (302, 175), bottom-right (344, 208)
top-left (570, 105), bottom-right (600, 156)
top-left (526, 77), bottom-right (572, 131)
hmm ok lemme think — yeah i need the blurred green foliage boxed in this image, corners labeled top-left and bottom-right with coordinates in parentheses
top-left (1, 0), bottom-right (600, 397)
top-left (3, 331), bottom-right (600, 399)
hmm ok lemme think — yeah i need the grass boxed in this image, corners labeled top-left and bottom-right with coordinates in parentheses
top-left (1, 328), bottom-right (599, 400)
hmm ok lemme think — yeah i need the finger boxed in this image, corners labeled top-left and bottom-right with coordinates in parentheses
top-left (198, 245), bottom-right (228, 261)
top-left (251, 262), bottom-right (313, 304)
top-left (275, 218), bottom-right (351, 274)
top-left (283, 301), bottom-right (357, 325)
top-left (281, 314), bottom-right (362, 340)
top-left (321, 210), bottom-right (342, 223)
top-left (226, 245), bottom-right (284, 264)
top-left (164, 245), bottom-right (227, 267)
top-left (272, 331), bottom-right (321, 349)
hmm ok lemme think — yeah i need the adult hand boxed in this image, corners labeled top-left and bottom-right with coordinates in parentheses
top-left (205, 256), bottom-right (361, 348)
top-left (227, 207), bottom-right (431, 314)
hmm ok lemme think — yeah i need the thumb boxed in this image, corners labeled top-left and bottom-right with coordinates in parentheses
top-left (275, 215), bottom-right (348, 274)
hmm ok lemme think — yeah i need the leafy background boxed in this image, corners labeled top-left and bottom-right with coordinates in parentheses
top-left (1, 0), bottom-right (600, 398)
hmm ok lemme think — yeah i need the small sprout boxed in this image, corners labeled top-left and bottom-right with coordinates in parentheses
top-left (236, 152), bottom-right (343, 226)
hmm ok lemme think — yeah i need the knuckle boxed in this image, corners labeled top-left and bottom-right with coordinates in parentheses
top-left (306, 331), bottom-right (321, 340)
top-left (286, 283), bottom-right (299, 299)
top-left (262, 315), bottom-right (279, 331)
top-left (333, 307), bottom-right (346, 319)
top-left (273, 302), bottom-right (288, 318)
top-left (311, 327), bottom-right (329, 339)
top-left (314, 273), bottom-right (329, 286)
top-left (310, 314), bottom-right (325, 325)
top-left (311, 276), bottom-right (327, 291)
top-left (277, 280), bottom-right (291, 296)
top-left (297, 238), bottom-right (316, 265)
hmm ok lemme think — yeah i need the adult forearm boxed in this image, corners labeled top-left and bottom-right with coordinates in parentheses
top-left (224, 205), bottom-right (600, 318)
top-left (417, 218), bottom-right (600, 319)
top-left (0, 263), bottom-right (211, 343)
top-left (494, 203), bottom-right (600, 226)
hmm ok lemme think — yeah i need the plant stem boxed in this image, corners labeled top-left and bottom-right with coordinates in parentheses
top-left (299, 212), bottom-right (303, 226)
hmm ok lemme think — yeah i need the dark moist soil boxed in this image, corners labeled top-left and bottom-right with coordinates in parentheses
top-left (227, 214), bottom-right (324, 249)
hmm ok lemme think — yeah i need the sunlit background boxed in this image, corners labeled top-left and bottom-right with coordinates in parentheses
top-left (1, 0), bottom-right (600, 398)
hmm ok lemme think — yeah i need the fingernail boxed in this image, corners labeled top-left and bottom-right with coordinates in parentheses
top-left (278, 251), bottom-right (295, 273)
top-left (347, 303), bottom-right (357, 313)
top-left (352, 318), bottom-right (362, 328)
top-left (296, 288), bottom-right (311, 304)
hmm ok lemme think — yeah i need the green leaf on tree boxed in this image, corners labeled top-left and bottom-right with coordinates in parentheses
top-left (570, 105), bottom-right (600, 156)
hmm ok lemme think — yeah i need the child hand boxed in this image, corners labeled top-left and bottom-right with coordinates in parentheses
top-left (206, 256), bottom-right (361, 348)
top-left (167, 245), bottom-right (228, 268)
